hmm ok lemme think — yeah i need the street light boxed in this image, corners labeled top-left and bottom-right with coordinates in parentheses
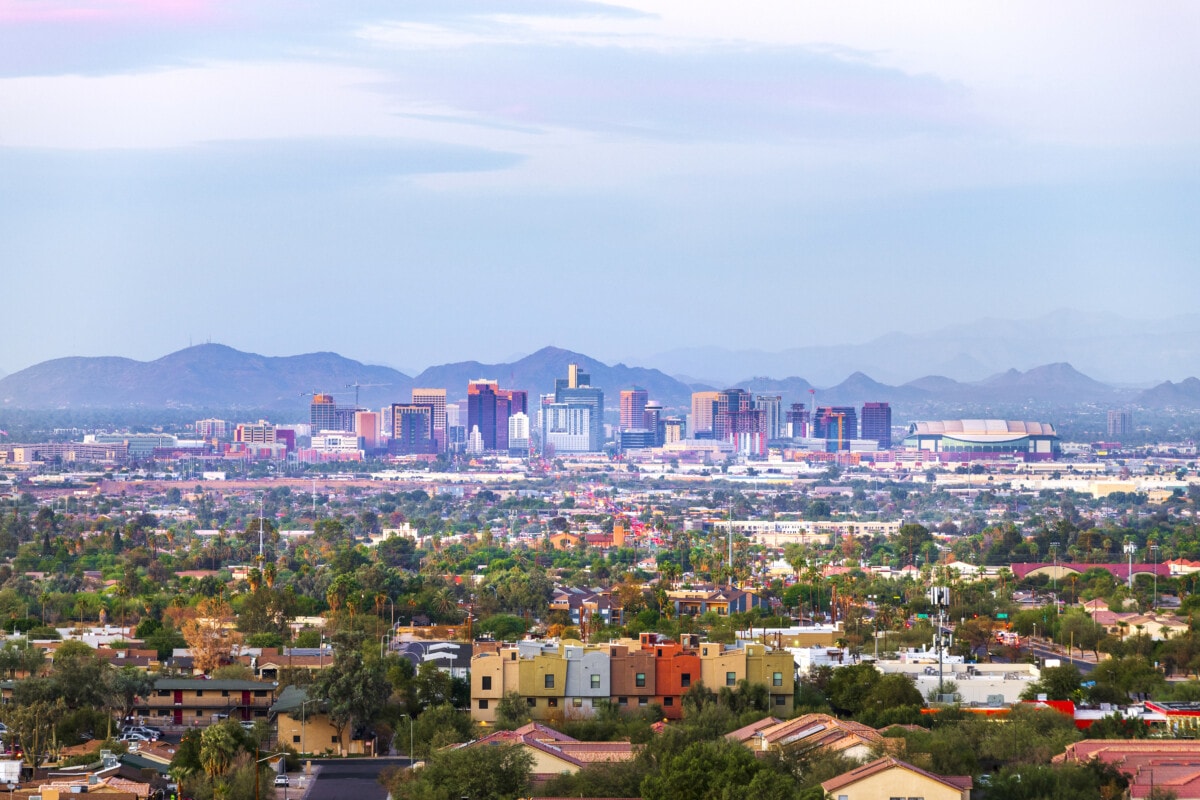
top-left (298, 698), bottom-right (320, 756)
top-left (254, 751), bottom-right (288, 800)
top-left (399, 713), bottom-right (414, 768)
top-left (1151, 544), bottom-right (1161, 609)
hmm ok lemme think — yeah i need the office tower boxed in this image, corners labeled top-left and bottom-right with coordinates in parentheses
top-left (195, 419), bottom-right (230, 440)
top-left (1107, 409), bottom-right (1132, 438)
top-left (691, 391), bottom-right (719, 437)
top-left (355, 411), bottom-right (380, 452)
top-left (860, 402), bottom-right (892, 450)
top-left (234, 421), bottom-right (276, 444)
top-left (552, 364), bottom-right (604, 451)
top-left (411, 388), bottom-right (447, 452)
top-left (620, 388), bottom-right (649, 431)
top-left (542, 402), bottom-right (592, 453)
top-left (391, 404), bottom-right (435, 454)
top-left (467, 380), bottom-right (500, 451)
top-left (713, 389), bottom-right (753, 440)
top-left (786, 403), bottom-right (810, 438)
top-left (508, 412), bottom-right (530, 456)
top-left (381, 406), bottom-right (394, 437)
top-left (310, 393), bottom-right (356, 434)
top-left (663, 418), bottom-right (685, 444)
top-left (643, 401), bottom-right (664, 445)
top-left (755, 395), bottom-right (783, 440)
top-left (814, 406), bottom-right (858, 450)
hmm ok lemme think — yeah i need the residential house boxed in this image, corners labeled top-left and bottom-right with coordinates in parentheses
top-left (821, 756), bottom-right (972, 800)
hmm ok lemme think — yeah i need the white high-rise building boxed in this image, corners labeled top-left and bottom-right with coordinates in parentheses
top-left (508, 412), bottom-right (530, 455)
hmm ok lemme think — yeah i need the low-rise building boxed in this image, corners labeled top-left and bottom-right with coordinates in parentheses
top-left (821, 756), bottom-right (972, 800)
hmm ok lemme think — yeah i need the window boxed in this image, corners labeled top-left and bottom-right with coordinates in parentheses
top-left (590, 674), bottom-right (601, 689)
top-left (222, 690), bottom-right (230, 697)
top-left (254, 690), bottom-right (267, 697)
top-left (158, 690), bottom-right (169, 697)
top-left (293, 735), bottom-right (301, 744)
top-left (773, 672), bottom-right (783, 687)
top-left (572, 698), bottom-right (583, 708)
top-left (638, 697), bottom-right (648, 706)
top-left (544, 674), bottom-right (555, 689)
top-left (774, 696), bottom-right (786, 705)
top-left (526, 698), bottom-right (537, 707)
top-left (548, 698), bottom-right (558, 708)
top-left (195, 710), bottom-right (203, 717)
top-left (618, 697), bottom-right (628, 706)
top-left (635, 673), bottom-right (646, 688)
top-left (478, 699), bottom-right (489, 710)
top-left (482, 676), bottom-right (492, 690)
top-left (663, 697), bottom-right (673, 707)
top-left (196, 690), bottom-right (204, 697)
top-left (726, 672), bottom-right (736, 687)
top-left (681, 673), bottom-right (691, 687)
top-left (332, 736), bottom-right (338, 744)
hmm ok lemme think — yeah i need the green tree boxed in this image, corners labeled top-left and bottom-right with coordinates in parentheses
top-left (200, 721), bottom-right (243, 778)
top-left (309, 632), bottom-right (390, 754)
top-left (388, 742), bottom-right (533, 800)
top-left (1020, 664), bottom-right (1084, 701)
top-left (641, 738), bottom-right (799, 800)
top-left (494, 691), bottom-right (531, 730)
top-left (109, 666), bottom-right (155, 727)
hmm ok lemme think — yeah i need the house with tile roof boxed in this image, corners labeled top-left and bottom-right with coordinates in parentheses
top-left (821, 756), bottom-right (972, 800)
top-left (453, 722), bottom-right (636, 784)
top-left (1055, 739), bottom-right (1200, 799)
top-left (727, 713), bottom-right (897, 761)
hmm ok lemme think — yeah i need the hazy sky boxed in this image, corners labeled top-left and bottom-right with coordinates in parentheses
top-left (2, 1), bottom-right (1198, 375)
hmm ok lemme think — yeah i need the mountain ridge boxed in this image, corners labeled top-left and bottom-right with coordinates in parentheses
top-left (1, 343), bottom-right (1192, 414)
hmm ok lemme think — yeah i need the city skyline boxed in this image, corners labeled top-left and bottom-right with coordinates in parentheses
top-left (2, 2), bottom-right (1199, 375)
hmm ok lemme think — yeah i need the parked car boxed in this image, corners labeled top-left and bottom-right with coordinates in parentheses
top-left (273, 775), bottom-right (289, 787)
top-left (119, 732), bottom-right (150, 743)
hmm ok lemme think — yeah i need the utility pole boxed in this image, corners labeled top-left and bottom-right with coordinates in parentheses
top-left (929, 585), bottom-right (950, 699)
top-left (1124, 540), bottom-right (1137, 590)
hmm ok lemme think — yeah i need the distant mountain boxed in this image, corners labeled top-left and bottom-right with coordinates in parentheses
top-left (1135, 377), bottom-right (1200, 408)
top-left (413, 346), bottom-right (695, 408)
top-left (1, 344), bottom-right (1191, 416)
top-left (642, 310), bottom-right (1200, 385)
top-left (0, 344), bottom-right (413, 411)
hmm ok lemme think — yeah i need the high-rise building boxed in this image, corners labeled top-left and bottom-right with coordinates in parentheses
top-left (195, 418), bottom-right (230, 440)
top-left (1107, 409), bottom-right (1133, 438)
top-left (663, 418), bottom-right (686, 444)
top-left (860, 402), bottom-right (892, 450)
top-left (620, 388), bottom-right (649, 431)
top-left (786, 403), bottom-right (810, 438)
top-left (235, 420), bottom-right (276, 444)
top-left (390, 404), bottom-right (436, 454)
top-left (552, 364), bottom-right (604, 451)
top-left (755, 395), bottom-right (783, 440)
top-left (542, 402), bottom-right (592, 453)
top-left (713, 389), bottom-right (753, 440)
top-left (643, 401), bottom-right (664, 445)
top-left (411, 388), bottom-right (447, 452)
top-left (310, 393), bottom-right (356, 434)
top-left (355, 411), bottom-right (380, 452)
top-left (467, 380), bottom-right (500, 451)
top-left (508, 412), bottom-right (530, 456)
top-left (814, 406), bottom-right (858, 450)
top-left (691, 391), bottom-right (719, 438)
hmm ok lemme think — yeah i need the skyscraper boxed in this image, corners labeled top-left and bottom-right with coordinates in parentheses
top-left (411, 388), bottom-right (447, 452)
top-left (1107, 409), bottom-right (1132, 438)
top-left (691, 391), bottom-right (719, 438)
top-left (814, 406), bottom-right (858, 450)
top-left (390, 404), bottom-right (435, 454)
top-left (786, 403), bottom-right (810, 438)
top-left (713, 389), bottom-right (753, 440)
top-left (310, 393), bottom-right (356, 434)
top-left (860, 402), bottom-right (892, 450)
top-left (552, 364), bottom-right (604, 451)
top-left (467, 380), bottom-right (500, 451)
top-left (620, 388), bottom-right (648, 431)
top-left (755, 395), bottom-right (783, 440)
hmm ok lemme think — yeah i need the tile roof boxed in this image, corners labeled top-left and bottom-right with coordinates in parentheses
top-left (821, 756), bottom-right (971, 795)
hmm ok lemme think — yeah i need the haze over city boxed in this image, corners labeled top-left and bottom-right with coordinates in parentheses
top-left (2, 1), bottom-right (1199, 376)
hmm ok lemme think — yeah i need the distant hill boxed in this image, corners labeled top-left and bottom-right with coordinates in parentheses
top-left (0, 344), bottom-right (414, 411)
top-left (0, 345), bottom-right (1189, 416)
top-left (643, 310), bottom-right (1200, 385)
top-left (1135, 377), bottom-right (1200, 408)
top-left (413, 346), bottom-right (695, 408)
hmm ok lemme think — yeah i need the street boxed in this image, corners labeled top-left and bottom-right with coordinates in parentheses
top-left (294, 757), bottom-right (411, 800)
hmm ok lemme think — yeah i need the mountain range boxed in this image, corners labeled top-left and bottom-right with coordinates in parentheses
top-left (2, 344), bottom-right (1200, 415)
top-left (642, 310), bottom-right (1200, 386)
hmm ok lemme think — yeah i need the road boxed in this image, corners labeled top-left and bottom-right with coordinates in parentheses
top-left (294, 757), bottom-right (411, 800)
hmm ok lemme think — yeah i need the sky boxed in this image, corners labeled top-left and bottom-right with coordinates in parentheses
top-left (1, 1), bottom-right (1198, 375)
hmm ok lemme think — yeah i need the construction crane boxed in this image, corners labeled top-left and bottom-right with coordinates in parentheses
top-left (346, 381), bottom-right (392, 408)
